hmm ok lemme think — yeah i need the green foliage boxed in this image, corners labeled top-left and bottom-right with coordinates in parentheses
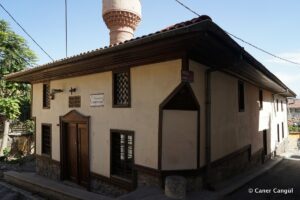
top-left (0, 20), bottom-right (36, 120)
top-left (289, 125), bottom-right (300, 132)
top-left (0, 98), bottom-right (20, 120)
top-left (24, 119), bottom-right (34, 134)
top-left (3, 147), bottom-right (10, 160)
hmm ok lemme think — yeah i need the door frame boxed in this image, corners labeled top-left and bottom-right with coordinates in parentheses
top-left (60, 110), bottom-right (90, 189)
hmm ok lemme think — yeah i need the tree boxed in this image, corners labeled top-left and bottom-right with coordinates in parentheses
top-left (0, 20), bottom-right (36, 155)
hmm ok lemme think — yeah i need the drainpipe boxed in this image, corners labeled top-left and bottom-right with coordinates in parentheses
top-left (204, 68), bottom-right (216, 188)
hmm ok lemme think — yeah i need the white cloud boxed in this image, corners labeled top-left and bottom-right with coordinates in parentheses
top-left (265, 51), bottom-right (300, 65)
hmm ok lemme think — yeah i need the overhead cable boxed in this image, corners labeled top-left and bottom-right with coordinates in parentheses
top-left (174, 0), bottom-right (300, 66)
top-left (0, 2), bottom-right (54, 61)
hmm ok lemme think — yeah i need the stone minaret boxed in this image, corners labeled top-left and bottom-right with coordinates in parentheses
top-left (102, 0), bottom-right (142, 45)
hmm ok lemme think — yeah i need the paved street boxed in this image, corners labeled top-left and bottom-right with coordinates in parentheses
top-left (0, 181), bottom-right (39, 200)
top-left (224, 157), bottom-right (300, 200)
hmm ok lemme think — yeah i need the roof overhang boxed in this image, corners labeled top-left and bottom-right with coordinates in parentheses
top-left (5, 19), bottom-right (296, 97)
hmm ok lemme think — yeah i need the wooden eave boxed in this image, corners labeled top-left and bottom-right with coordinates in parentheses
top-left (5, 20), bottom-right (296, 97)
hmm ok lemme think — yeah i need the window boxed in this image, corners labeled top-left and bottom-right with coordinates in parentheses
top-left (43, 83), bottom-right (50, 108)
top-left (111, 130), bottom-right (134, 180)
top-left (277, 124), bottom-right (280, 142)
top-left (238, 81), bottom-right (245, 112)
top-left (259, 89), bottom-right (263, 110)
top-left (41, 124), bottom-right (51, 156)
top-left (113, 70), bottom-right (130, 107)
top-left (282, 122), bottom-right (284, 138)
top-left (281, 100), bottom-right (283, 112)
top-left (276, 99), bottom-right (279, 111)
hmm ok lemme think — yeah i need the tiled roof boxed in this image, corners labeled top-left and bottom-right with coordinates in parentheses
top-left (8, 15), bottom-right (212, 77)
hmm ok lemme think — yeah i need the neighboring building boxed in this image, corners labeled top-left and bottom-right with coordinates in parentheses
top-left (288, 99), bottom-right (300, 121)
top-left (6, 0), bottom-right (296, 193)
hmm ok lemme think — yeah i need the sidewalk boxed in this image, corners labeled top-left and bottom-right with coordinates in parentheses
top-left (186, 156), bottom-right (283, 200)
top-left (4, 171), bottom-right (112, 200)
top-left (116, 157), bottom-right (283, 200)
top-left (2, 157), bottom-right (283, 200)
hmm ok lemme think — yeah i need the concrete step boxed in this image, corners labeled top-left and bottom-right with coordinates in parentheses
top-left (4, 171), bottom-right (113, 200)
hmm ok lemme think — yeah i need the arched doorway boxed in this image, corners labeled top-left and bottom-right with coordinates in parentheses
top-left (60, 110), bottom-right (90, 188)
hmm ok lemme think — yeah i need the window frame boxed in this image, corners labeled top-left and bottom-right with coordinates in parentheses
top-left (110, 129), bottom-right (134, 182)
top-left (282, 122), bottom-right (284, 138)
top-left (42, 82), bottom-right (50, 109)
top-left (112, 69), bottom-right (131, 108)
top-left (41, 123), bottom-right (52, 157)
top-left (259, 89), bottom-right (263, 110)
top-left (281, 100), bottom-right (283, 112)
top-left (277, 123), bottom-right (280, 142)
top-left (238, 80), bottom-right (245, 112)
top-left (276, 99), bottom-right (279, 112)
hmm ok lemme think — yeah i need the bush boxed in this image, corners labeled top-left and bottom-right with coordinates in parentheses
top-left (289, 125), bottom-right (300, 132)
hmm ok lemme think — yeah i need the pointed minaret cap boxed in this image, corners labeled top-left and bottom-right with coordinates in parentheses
top-left (102, 0), bottom-right (142, 45)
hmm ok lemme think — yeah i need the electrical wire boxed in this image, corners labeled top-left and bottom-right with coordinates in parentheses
top-left (0, 2), bottom-right (54, 61)
top-left (65, 0), bottom-right (68, 57)
top-left (174, 0), bottom-right (300, 66)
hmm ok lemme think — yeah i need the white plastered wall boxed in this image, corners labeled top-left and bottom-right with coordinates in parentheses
top-left (210, 71), bottom-right (289, 161)
top-left (32, 59), bottom-right (181, 177)
top-left (161, 110), bottom-right (198, 170)
top-left (189, 60), bottom-right (207, 167)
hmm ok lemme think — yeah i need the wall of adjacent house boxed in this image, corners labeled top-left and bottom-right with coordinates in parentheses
top-left (210, 71), bottom-right (288, 161)
top-left (33, 59), bottom-right (182, 177)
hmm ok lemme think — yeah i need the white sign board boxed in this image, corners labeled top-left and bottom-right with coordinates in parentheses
top-left (90, 93), bottom-right (104, 107)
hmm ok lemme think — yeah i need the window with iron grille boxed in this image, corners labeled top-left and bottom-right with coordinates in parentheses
top-left (41, 124), bottom-right (51, 156)
top-left (113, 70), bottom-right (130, 107)
top-left (111, 130), bottom-right (134, 180)
top-left (43, 83), bottom-right (50, 108)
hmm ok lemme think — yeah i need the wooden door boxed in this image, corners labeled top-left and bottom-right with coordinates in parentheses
top-left (78, 123), bottom-right (89, 186)
top-left (67, 123), bottom-right (78, 182)
top-left (66, 123), bottom-right (89, 186)
top-left (61, 110), bottom-right (90, 189)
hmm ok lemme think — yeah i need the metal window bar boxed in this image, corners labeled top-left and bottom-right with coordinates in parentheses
top-left (114, 72), bottom-right (130, 106)
top-left (111, 132), bottom-right (133, 179)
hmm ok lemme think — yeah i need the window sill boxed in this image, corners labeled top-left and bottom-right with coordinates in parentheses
top-left (112, 105), bottom-right (131, 108)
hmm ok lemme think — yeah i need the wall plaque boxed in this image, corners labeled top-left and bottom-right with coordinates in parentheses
top-left (90, 93), bottom-right (104, 107)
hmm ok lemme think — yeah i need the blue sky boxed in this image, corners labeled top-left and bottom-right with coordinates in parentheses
top-left (1, 0), bottom-right (300, 96)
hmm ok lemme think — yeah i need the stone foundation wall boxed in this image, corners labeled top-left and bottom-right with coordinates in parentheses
top-left (183, 175), bottom-right (203, 192)
top-left (90, 175), bottom-right (127, 198)
top-left (36, 155), bottom-right (60, 181)
top-left (137, 170), bottom-right (161, 188)
top-left (209, 148), bottom-right (251, 184)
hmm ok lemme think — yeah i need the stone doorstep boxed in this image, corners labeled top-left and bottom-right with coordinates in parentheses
top-left (4, 171), bottom-right (113, 200)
